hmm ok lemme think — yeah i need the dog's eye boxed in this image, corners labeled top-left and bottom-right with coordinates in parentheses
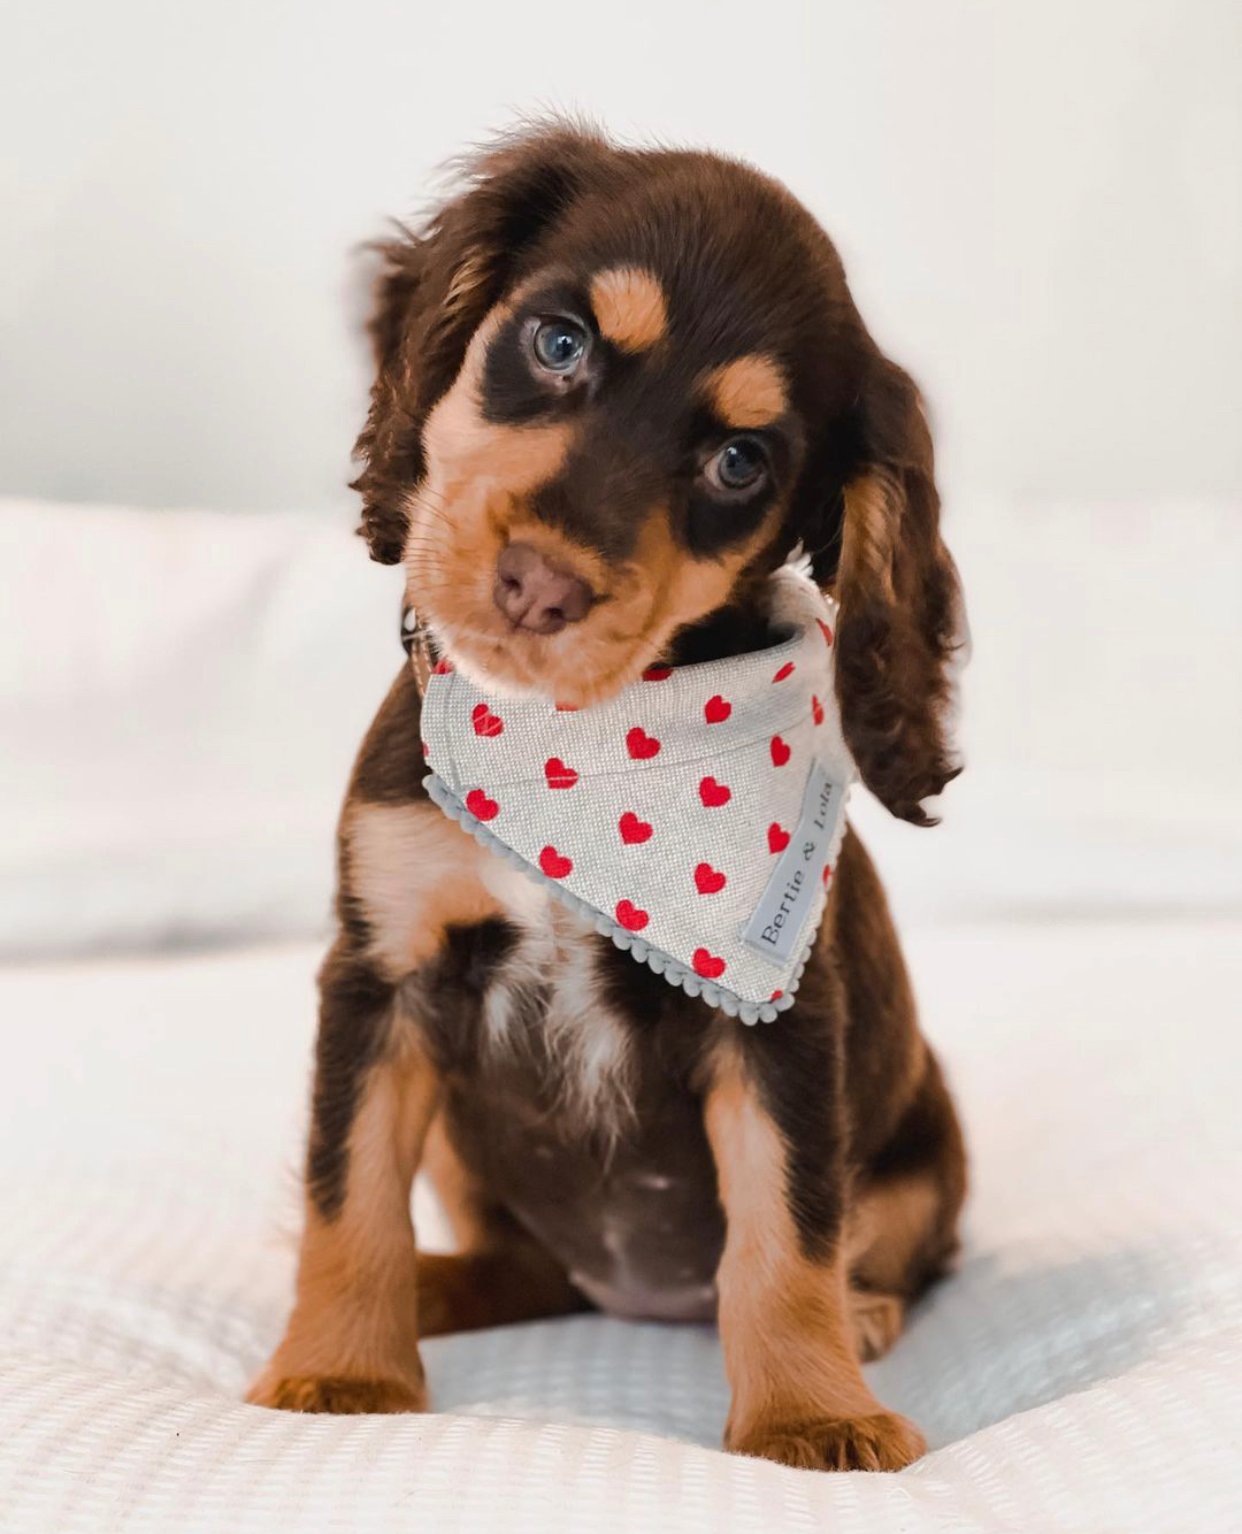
top-left (532, 318), bottom-right (588, 374)
top-left (705, 436), bottom-right (769, 494)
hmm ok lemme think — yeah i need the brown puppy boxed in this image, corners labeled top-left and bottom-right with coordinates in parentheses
top-left (248, 123), bottom-right (967, 1473)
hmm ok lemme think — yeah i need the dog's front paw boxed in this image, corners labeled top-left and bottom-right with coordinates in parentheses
top-left (728, 1409), bottom-right (926, 1472)
top-left (246, 1371), bottom-right (426, 1415)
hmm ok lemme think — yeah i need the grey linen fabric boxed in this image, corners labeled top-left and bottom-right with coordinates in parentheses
top-left (421, 572), bottom-right (854, 1022)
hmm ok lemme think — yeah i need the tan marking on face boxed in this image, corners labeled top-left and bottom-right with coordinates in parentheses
top-left (246, 1035), bottom-right (440, 1410)
top-left (450, 505), bottom-right (768, 708)
top-left (403, 296), bottom-right (783, 706)
top-left (413, 309), bottom-right (573, 503)
top-left (704, 1043), bottom-right (925, 1468)
top-left (346, 801), bottom-right (543, 979)
top-left (589, 266), bottom-right (668, 353)
top-left (707, 354), bottom-right (787, 429)
top-left (562, 504), bottom-right (783, 700)
top-left (402, 303), bottom-right (579, 691)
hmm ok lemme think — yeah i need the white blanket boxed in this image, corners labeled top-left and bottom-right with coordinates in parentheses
top-left (2, 920), bottom-right (1239, 1532)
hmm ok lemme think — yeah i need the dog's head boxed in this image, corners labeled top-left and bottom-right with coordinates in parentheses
top-left (354, 123), bottom-right (962, 823)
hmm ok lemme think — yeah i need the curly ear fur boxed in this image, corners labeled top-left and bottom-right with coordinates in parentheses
top-left (827, 357), bottom-right (963, 825)
top-left (350, 123), bottom-right (608, 563)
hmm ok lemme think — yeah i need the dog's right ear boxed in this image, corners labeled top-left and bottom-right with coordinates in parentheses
top-left (351, 123), bottom-right (607, 564)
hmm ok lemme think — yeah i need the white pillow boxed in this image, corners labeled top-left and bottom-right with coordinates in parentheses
top-left (856, 495), bottom-right (1242, 924)
top-left (0, 498), bottom-right (402, 956)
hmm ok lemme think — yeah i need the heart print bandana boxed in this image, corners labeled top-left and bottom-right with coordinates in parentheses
top-left (419, 568), bottom-right (855, 1023)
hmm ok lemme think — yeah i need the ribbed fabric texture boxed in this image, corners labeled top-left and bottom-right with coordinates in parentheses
top-left (3, 923), bottom-right (1242, 1531)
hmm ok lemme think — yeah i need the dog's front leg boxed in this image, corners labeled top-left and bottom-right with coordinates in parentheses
top-left (704, 1033), bottom-right (926, 1472)
top-left (247, 939), bottom-right (439, 1414)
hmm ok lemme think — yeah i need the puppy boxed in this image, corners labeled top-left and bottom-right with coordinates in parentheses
top-left (248, 123), bottom-right (967, 1473)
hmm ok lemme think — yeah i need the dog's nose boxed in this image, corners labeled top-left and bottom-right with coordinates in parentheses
top-left (493, 542), bottom-right (593, 635)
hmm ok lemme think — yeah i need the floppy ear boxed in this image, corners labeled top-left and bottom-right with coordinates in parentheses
top-left (814, 355), bottom-right (964, 825)
top-left (350, 124), bottom-right (606, 564)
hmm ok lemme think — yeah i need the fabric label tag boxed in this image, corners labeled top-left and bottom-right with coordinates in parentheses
top-left (741, 759), bottom-right (842, 966)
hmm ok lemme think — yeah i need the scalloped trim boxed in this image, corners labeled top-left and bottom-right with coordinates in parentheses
top-left (424, 772), bottom-right (837, 1025)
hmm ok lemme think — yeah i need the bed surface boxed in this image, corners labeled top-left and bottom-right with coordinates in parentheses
top-left (2, 919), bottom-right (1239, 1532)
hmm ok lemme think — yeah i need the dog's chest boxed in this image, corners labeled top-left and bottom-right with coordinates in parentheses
top-left (433, 906), bottom-right (725, 1321)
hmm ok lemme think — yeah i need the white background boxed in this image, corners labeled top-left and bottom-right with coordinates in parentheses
top-left (2, 0), bottom-right (1240, 514)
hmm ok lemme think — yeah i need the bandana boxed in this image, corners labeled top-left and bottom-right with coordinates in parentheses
top-left (415, 570), bottom-right (855, 1023)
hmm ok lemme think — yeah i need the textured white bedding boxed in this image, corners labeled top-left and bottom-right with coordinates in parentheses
top-left (2, 920), bottom-right (1240, 1532)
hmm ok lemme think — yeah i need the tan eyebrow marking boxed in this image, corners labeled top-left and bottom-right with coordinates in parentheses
top-left (590, 266), bottom-right (668, 353)
top-left (707, 355), bottom-right (788, 429)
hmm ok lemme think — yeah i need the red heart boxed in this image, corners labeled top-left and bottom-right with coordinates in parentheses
top-left (545, 756), bottom-right (579, 789)
top-left (812, 694), bottom-right (825, 726)
top-left (554, 701), bottom-right (579, 712)
top-left (694, 862), bottom-right (727, 895)
top-left (767, 822), bottom-right (790, 855)
top-left (465, 788), bottom-right (499, 822)
top-left (698, 776), bottom-right (732, 808)
top-left (420, 742), bottom-right (430, 759)
top-left (626, 726), bottom-right (661, 760)
top-left (822, 863), bottom-right (833, 886)
top-left (471, 702), bottom-right (504, 738)
top-left (432, 658), bottom-right (454, 675)
top-left (817, 618), bottom-right (834, 647)
top-left (770, 734), bottom-right (791, 767)
top-left (618, 812), bottom-right (653, 845)
top-left (642, 665), bottom-right (673, 681)
top-left (772, 661), bottom-right (795, 682)
top-left (615, 899), bottom-right (649, 932)
top-left (692, 948), bottom-right (726, 980)
top-left (704, 694), bottom-right (732, 724)
top-left (539, 845), bottom-right (573, 879)
top-left (770, 989), bottom-right (784, 1001)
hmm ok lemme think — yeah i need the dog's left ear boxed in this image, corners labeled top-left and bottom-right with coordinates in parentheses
top-left (351, 123), bottom-right (608, 564)
top-left (807, 354), bottom-right (964, 825)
